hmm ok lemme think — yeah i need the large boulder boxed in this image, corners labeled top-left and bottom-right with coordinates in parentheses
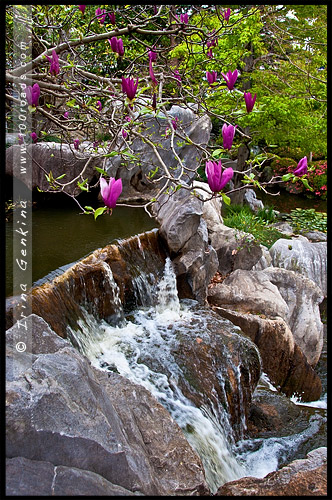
top-left (208, 268), bottom-right (324, 367)
top-left (6, 314), bottom-right (209, 496)
top-left (269, 237), bottom-right (327, 296)
top-left (193, 181), bottom-right (267, 275)
top-left (6, 457), bottom-right (140, 496)
top-left (6, 142), bottom-right (100, 196)
top-left (154, 188), bottom-right (218, 303)
top-left (216, 447), bottom-right (327, 496)
top-left (262, 267), bottom-right (324, 366)
top-left (105, 105), bottom-right (212, 202)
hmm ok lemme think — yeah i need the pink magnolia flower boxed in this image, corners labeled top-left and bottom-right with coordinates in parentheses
top-left (172, 117), bottom-right (178, 130)
top-left (121, 76), bottom-right (139, 101)
top-left (205, 160), bottom-right (233, 193)
top-left (100, 177), bottom-right (123, 209)
top-left (173, 70), bottom-right (182, 86)
top-left (30, 132), bottom-right (38, 143)
top-left (108, 37), bottom-right (124, 56)
top-left (149, 60), bottom-right (157, 86)
top-left (78, 5), bottom-right (86, 14)
top-left (95, 7), bottom-right (106, 24)
top-left (148, 49), bottom-right (157, 62)
top-left (222, 123), bottom-right (237, 150)
top-left (26, 83), bottom-right (40, 107)
top-left (96, 100), bottom-right (102, 112)
top-left (180, 13), bottom-right (189, 24)
top-left (108, 12), bottom-right (116, 24)
top-left (122, 129), bottom-right (128, 139)
top-left (244, 92), bottom-right (257, 113)
top-left (63, 111), bottom-right (69, 119)
top-left (207, 49), bottom-right (213, 59)
top-left (223, 8), bottom-right (231, 22)
top-left (293, 156), bottom-right (308, 177)
top-left (46, 49), bottom-right (60, 76)
top-left (73, 139), bottom-right (80, 150)
top-left (206, 70), bottom-right (217, 85)
top-left (18, 134), bottom-right (24, 145)
top-left (221, 69), bottom-right (238, 90)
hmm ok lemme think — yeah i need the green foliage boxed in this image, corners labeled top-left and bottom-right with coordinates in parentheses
top-left (274, 146), bottom-right (307, 162)
top-left (223, 204), bottom-right (287, 248)
top-left (255, 205), bottom-right (276, 223)
top-left (284, 208), bottom-right (327, 234)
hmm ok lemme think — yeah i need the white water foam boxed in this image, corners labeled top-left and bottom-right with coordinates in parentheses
top-left (67, 257), bottom-right (326, 492)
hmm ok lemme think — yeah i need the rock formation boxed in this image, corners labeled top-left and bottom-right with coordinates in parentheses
top-left (6, 314), bottom-right (209, 496)
top-left (216, 447), bottom-right (327, 496)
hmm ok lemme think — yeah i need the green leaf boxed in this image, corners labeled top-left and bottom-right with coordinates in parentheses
top-left (84, 206), bottom-right (94, 211)
top-left (56, 173), bottom-right (66, 180)
top-left (95, 167), bottom-right (108, 175)
top-left (301, 177), bottom-right (314, 191)
top-left (212, 149), bottom-right (224, 158)
top-left (282, 173), bottom-right (293, 181)
top-left (103, 151), bottom-right (118, 158)
top-left (221, 192), bottom-right (231, 205)
top-left (94, 206), bottom-right (108, 220)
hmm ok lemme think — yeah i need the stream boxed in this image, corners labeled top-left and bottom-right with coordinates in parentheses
top-left (67, 258), bottom-right (327, 493)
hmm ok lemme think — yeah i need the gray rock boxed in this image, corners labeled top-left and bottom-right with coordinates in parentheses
top-left (269, 238), bottom-right (327, 296)
top-left (154, 188), bottom-right (218, 303)
top-left (263, 267), bottom-right (324, 367)
top-left (106, 105), bottom-right (212, 202)
top-left (216, 447), bottom-right (327, 496)
top-left (6, 457), bottom-right (139, 496)
top-left (6, 143), bottom-right (100, 196)
top-left (6, 315), bottom-right (209, 496)
top-left (208, 267), bottom-right (324, 367)
top-left (302, 230), bottom-right (327, 242)
top-left (271, 221), bottom-right (295, 235)
top-left (191, 183), bottom-right (266, 276)
top-left (243, 189), bottom-right (264, 212)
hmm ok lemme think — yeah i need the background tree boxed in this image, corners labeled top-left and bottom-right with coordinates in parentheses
top-left (5, 4), bottom-right (326, 214)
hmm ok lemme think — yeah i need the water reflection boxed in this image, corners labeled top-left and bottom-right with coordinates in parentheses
top-left (6, 205), bottom-right (158, 296)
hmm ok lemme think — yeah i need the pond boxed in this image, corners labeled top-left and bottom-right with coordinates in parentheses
top-left (258, 189), bottom-right (327, 213)
top-left (6, 205), bottom-right (158, 297)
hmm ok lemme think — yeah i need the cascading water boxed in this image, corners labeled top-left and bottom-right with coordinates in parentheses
top-left (67, 257), bottom-right (327, 493)
top-left (68, 258), bottom-right (247, 492)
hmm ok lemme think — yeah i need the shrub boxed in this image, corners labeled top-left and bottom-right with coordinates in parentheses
top-left (271, 158), bottom-right (327, 200)
top-left (274, 146), bottom-right (306, 161)
top-left (271, 157), bottom-right (297, 176)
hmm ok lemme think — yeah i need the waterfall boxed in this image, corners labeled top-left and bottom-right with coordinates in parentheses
top-left (67, 258), bottom-right (246, 492)
top-left (65, 256), bottom-right (326, 493)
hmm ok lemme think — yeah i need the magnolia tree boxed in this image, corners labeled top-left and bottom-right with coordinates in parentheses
top-left (6, 4), bottom-right (313, 218)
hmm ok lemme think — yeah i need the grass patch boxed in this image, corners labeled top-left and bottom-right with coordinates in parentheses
top-left (222, 204), bottom-right (289, 249)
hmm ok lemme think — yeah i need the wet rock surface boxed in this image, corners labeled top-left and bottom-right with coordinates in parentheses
top-left (216, 447), bottom-right (327, 496)
top-left (6, 457), bottom-right (141, 496)
top-left (134, 303), bottom-right (261, 442)
top-left (22, 229), bottom-right (166, 338)
top-left (6, 314), bottom-right (209, 496)
top-left (155, 188), bottom-right (218, 303)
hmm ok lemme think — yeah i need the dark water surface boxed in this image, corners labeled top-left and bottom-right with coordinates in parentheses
top-left (6, 205), bottom-right (158, 297)
top-left (258, 190), bottom-right (327, 213)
